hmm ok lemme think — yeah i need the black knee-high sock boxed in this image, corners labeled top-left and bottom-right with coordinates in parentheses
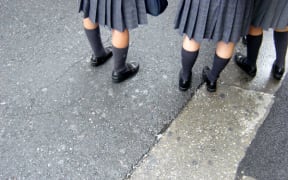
top-left (208, 54), bottom-right (230, 82)
top-left (84, 27), bottom-right (106, 57)
top-left (113, 46), bottom-right (129, 73)
top-left (274, 31), bottom-right (288, 67)
top-left (181, 48), bottom-right (199, 81)
top-left (246, 34), bottom-right (263, 66)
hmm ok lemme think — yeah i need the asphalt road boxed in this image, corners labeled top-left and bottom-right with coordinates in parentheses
top-left (0, 0), bottom-right (204, 179)
top-left (1, 0), bottom-right (287, 179)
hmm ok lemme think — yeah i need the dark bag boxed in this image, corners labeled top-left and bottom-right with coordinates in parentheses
top-left (145, 0), bottom-right (168, 16)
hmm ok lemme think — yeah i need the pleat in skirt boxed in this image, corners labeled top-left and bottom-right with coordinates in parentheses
top-left (252, 0), bottom-right (288, 30)
top-left (174, 0), bottom-right (254, 43)
top-left (79, 0), bottom-right (148, 32)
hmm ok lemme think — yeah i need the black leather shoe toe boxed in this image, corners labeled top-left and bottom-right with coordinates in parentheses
top-left (90, 46), bottom-right (113, 66)
top-left (112, 62), bottom-right (139, 83)
top-left (272, 62), bottom-right (285, 80)
top-left (234, 53), bottom-right (257, 77)
top-left (202, 66), bottom-right (217, 92)
top-left (179, 69), bottom-right (192, 91)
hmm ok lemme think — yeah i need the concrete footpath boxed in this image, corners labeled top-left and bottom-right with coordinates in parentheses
top-left (1, 0), bottom-right (287, 179)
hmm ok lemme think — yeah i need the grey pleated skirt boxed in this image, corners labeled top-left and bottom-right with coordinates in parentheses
top-left (79, 0), bottom-right (148, 32)
top-left (174, 0), bottom-right (254, 43)
top-left (252, 0), bottom-right (288, 30)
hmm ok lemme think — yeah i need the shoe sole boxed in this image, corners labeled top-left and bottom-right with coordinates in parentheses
top-left (234, 58), bottom-right (257, 77)
top-left (202, 67), bottom-right (217, 93)
top-left (178, 70), bottom-right (191, 92)
top-left (112, 68), bottom-right (139, 83)
top-left (90, 53), bottom-right (113, 67)
top-left (206, 86), bottom-right (216, 93)
top-left (272, 63), bottom-right (284, 80)
top-left (239, 64), bottom-right (257, 77)
top-left (179, 86), bottom-right (189, 91)
top-left (273, 72), bottom-right (283, 80)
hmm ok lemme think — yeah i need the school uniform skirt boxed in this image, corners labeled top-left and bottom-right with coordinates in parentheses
top-left (174, 0), bottom-right (254, 43)
top-left (79, 0), bottom-right (148, 32)
top-left (252, 0), bottom-right (288, 30)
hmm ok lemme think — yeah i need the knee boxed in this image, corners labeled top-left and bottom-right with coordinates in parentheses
top-left (216, 41), bottom-right (235, 59)
top-left (182, 36), bottom-right (201, 52)
top-left (83, 18), bottom-right (98, 29)
top-left (111, 29), bottom-right (129, 48)
top-left (249, 26), bottom-right (263, 36)
top-left (112, 29), bottom-right (129, 37)
top-left (275, 26), bottom-right (288, 32)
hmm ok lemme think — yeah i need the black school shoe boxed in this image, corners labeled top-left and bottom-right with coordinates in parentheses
top-left (90, 47), bottom-right (113, 67)
top-left (234, 53), bottom-right (257, 77)
top-left (242, 36), bottom-right (247, 45)
top-left (179, 69), bottom-right (192, 91)
top-left (202, 66), bottom-right (217, 92)
top-left (112, 62), bottom-right (139, 83)
top-left (272, 61), bottom-right (285, 80)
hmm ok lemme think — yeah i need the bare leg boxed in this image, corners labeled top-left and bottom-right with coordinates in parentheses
top-left (274, 27), bottom-right (288, 33)
top-left (112, 29), bottom-right (129, 48)
top-left (248, 26), bottom-right (263, 36)
top-left (215, 41), bottom-right (235, 59)
top-left (182, 35), bottom-right (201, 52)
top-left (83, 18), bottom-right (98, 30)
